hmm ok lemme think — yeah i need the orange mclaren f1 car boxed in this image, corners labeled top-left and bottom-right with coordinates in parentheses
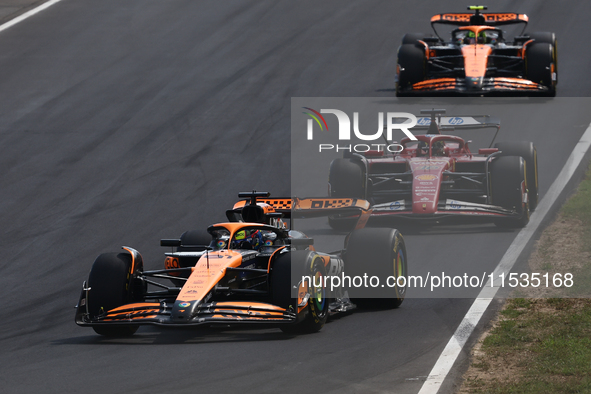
top-left (75, 192), bottom-right (408, 336)
top-left (395, 6), bottom-right (557, 96)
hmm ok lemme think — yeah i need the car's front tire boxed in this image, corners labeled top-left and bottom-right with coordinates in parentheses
top-left (87, 252), bottom-right (141, 336)
top-left (528, 32), bottom-right (557, 82)
top-left (526, 42), bottom-right (556, 96)
top-left (272, 251), bottom-right (328, 334)
top-left (396, 44), bottom-right (426, 96)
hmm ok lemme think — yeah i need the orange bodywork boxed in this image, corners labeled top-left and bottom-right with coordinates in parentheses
top-left (458, 27), bottom-right (496, 78)
top-left (176, 249), bottom-right (244, 304)
top-left (175, 222), bottom-right (281, 302)
top-left (294, 197), bottom-right (370, 211)
top-left (491, 78), bottom-right (539, 89)
top-left (214, 301), bottom-right (285, 311)
top-left (431, 13), bottom-right (471, 23)
top-left (211, 311), bottom-right (285, 320)
top-left (211, 301), bottom-right (287, 320)
top-left (102, 303), bottom-right (162, 321)
top-left (413, 78), bottom-right (457, 90)
top-left (122, 246), bottom-right (139, 274)
top-left (233, 197), bottom-right (370, 213)
top-left (430, 13), bottom-right (528, 24)
top-left (412, 77), bottom-right (541, 92)
top-left (233, 198), bottom-right (292, 211)
top-left (461, 44), bottom-right (492, 78)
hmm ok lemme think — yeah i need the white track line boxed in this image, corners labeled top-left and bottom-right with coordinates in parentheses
top-left (418, 121), bottom-right (591, 394)
top-left (0, 0), bottom-right (64, 33)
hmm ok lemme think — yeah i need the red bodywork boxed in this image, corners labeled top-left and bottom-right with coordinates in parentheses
top-left (328, 113), bottom-right (530, 224)
top-left (364, 134), bottom-right (507, 219)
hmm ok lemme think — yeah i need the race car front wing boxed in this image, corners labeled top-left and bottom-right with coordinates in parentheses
top-left (75, 299), bottom-right (298, 328)
top-left (370, 198), bottom-right (522, 220)
top-left (402, 77), bottom-right (549, 95)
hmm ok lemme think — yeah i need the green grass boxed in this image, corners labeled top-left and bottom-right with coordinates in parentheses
top-left (562, 166), bottom-right (591, 253)
top-left (566, 268), bottom-right (591, 298)
top-left (467, 299), bottom-right (591, 393)
top-left (562, 166), bottom-right (591, 218)
top-left (557, 166), bottom-right (591, 297)
top-left (463, 164), bottom-right (591, 393)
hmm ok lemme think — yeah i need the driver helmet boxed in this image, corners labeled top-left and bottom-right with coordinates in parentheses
top-left (432, 141), bottom-right (445, 156)
top-left (477, 31), bottom-right (488, 44)
top-left (464, 31), bottom-right (477, 44)
top-left (232, 229), bottom-right (264, 250)
top-left (464, 30), bottom-right (488, 44)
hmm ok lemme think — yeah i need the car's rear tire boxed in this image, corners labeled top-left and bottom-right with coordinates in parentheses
top-left (328, 158), bottom-right (366, 231)
top-left (529, 32), bottom-right (557, 46)
top-left (526, 42), bottom-right (556, 96)
top-left (345, 228), bottom-right (407, 309)
top-left (329, 158), bottom-right (365, 198)
top-left (87, 253), bottom-right (140, 336)
top-left (396, 44), bottom-right (426, 96)
top-left (401, 33), bottom-right (426, 45)
top-left (490, 156), bottom-right (530, 228)
top-left (494, 141), bottom-right (539, 211)
top-left (272, 251), bottom-right (328, 334)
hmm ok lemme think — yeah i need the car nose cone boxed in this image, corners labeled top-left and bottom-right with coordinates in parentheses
top-left (466, 76), bottom-right (484, 90)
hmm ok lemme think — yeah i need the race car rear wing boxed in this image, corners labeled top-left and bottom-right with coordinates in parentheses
top-left (430, 6), bottom-right (528, 39)
top-left (390, 109), bottom-right (501, 145)
top-left (430, 12), bottom-right (528, 26)
top-left (229, 192), bottom-right (372, 230)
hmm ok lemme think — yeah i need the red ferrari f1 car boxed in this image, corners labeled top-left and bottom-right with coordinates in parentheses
top-left (76, 192), bottom-right (408, 336)
top-left (396, 6), bottom-right (557, 96)
top-left (328, 109), bottom-right (538, 229)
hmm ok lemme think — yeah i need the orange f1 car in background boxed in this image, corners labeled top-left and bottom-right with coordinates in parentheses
top-left (396, 6), bottom-right (557, 96)
top-left (76, 192), bottom-right (408, 336)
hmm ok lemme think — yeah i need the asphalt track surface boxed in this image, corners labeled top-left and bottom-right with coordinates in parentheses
top-left (0, 1), bottom-right (590, 393)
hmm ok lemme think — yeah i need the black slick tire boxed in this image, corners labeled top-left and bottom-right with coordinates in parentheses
top-left (490, 156), bottom-right (530, 228)
top-left (272, 251), bottom-right (328, 334)
top-left (87, 253), bottom-right (140, 336)
top-left (494, 141), bottom-right (539, 211)
top-left (328, 158), bottom-right (365, 231)
top-left (345, 228), bottom-right (407, 309)
top-left (528, 31), bottom-right (557, 82)
top-left (396, 44), bottom-right (426, 96)
top-left (526, 42), bottom-right (556, 96)
top-left (401, 33), bottom-right (426, 45)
